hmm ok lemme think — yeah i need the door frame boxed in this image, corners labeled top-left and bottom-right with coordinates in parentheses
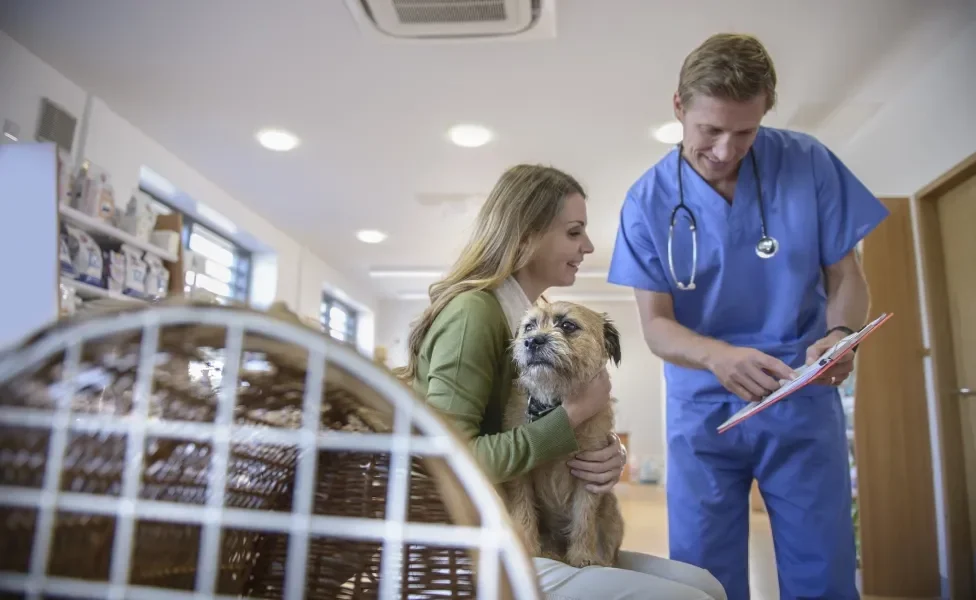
top-left (913, 151), bottom-right (976, 600)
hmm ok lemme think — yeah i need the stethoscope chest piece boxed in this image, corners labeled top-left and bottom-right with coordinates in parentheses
top-left (755, 235), bottom-right (779, 259)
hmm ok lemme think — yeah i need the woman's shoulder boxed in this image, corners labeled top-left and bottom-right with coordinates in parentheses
top-left (441, 289), bottom-right (504, 319)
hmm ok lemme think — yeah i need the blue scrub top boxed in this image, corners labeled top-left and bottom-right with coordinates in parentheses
top-left (607, 126), bottom-right (889, 402)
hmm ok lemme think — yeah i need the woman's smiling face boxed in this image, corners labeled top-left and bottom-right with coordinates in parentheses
top-left (521, 192), bottom-right (594, 288)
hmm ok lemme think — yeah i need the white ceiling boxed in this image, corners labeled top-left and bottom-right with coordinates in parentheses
top-left (1, 0), bottom-right (973, 301)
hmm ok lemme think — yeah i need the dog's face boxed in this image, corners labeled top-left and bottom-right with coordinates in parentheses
top-left (512, 301), bottom-right (621, 400)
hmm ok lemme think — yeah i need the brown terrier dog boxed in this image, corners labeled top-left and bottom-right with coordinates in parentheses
top-left (501, 300), bottom-right (624, 568)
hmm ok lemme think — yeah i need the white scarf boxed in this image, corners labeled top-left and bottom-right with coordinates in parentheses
top-left (492, 276), bottom-right (534, 337)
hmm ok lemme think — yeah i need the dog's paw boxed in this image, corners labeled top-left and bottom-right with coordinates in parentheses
top-left (521, 538), bottom-right (542, 558)
top-left (539, 549), bottom-right (563, 562)
top-left (565, 551), bottom-right (610, 569)
top-left (568, 557), bottom-right (596, 568)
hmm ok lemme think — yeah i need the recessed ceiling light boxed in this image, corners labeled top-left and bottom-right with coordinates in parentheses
top-left (651, 121), bottom-right (683, 144)
top-left (356, 229), bottom-right (387, 244)
top-left (256, 128), bottom-right (300, 151)
top-left (448, 124), bottom-right (493, 148)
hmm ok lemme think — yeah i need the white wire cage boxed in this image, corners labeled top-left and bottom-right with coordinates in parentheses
top-left (0, 303), bottom-right (541, 600)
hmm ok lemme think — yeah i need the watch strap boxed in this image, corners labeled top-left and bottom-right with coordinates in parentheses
top-left (826, 325), bottom-right (858, 352)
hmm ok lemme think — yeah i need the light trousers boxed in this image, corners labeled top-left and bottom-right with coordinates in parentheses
top-left (534, 549), bottom-right (727, 600)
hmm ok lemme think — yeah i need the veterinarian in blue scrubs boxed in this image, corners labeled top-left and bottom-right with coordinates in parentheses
top-left (607, 34), bottom-right (889, 599)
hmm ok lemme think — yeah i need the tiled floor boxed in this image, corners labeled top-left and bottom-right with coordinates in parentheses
top-left (616, 482), bottom-right (780, 599)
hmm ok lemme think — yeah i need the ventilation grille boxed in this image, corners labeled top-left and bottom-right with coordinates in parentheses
top-left (347, 0), bottom-right (551, 40)
top-left (35, 97), bottom-right (77, 154)
top-left (393, 0), bottom-right (507, 24)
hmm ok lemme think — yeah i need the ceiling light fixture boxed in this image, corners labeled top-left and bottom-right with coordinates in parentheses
top-left (448, 124), bottom-right (493, 148)
top-left (356, 229), bottom-right (387, 244)
top-left (651, 120), bottom-right (683, 145)
top-left (256, 128), bottom-right (300, 152)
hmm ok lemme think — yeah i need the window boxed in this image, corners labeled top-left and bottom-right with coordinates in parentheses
top-left (321, 293), bottom-right (358, 344)
top-left (182, 220), bottom-right (251, 304)
top-left (138, 186), bottom-right (252, 305)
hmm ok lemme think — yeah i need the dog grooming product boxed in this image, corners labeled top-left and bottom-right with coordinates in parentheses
top-left (117, 190), bottom-right (158, 241)
top-left (73, 162), bottom-right (115, 222)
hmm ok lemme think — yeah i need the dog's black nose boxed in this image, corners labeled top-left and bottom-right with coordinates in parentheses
top-left (525, 334), bottom-right (548, 349)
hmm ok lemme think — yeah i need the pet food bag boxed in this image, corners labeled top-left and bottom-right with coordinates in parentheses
top-left (143, 253), bottom-right (170, 299)
top-left (103, 249), bottom-right (126, 293)
top-left (65, 225), bottom-right (103, 286)
top-left (119, 244), bottom-right (148, 298)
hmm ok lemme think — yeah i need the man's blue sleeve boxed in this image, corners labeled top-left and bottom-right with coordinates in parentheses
top-left (607, 193), bottom-right (672, 293)
top-left (811, 141), bottom-right (890, 266)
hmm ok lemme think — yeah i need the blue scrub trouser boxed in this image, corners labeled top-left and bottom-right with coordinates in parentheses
top-left (665, 392), bottom-right (858, 600)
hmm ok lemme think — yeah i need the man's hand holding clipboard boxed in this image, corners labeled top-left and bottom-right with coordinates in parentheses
top-left (717, 312), bottom-right (894, 434)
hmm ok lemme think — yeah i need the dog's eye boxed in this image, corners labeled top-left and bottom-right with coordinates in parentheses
top-left (558, 321), bottom-right (578, 334)
top-left (523, 322), bottom-right (536, 333)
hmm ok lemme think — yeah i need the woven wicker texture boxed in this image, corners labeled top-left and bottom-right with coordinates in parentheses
top-left (0, 302), bottom-right (532, 599)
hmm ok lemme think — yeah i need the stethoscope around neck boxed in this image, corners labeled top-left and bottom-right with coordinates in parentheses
top-left (668, 144), bottom-right (779, 291)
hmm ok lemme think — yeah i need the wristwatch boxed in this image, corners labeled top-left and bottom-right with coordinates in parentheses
top-left (826, 325), bottom-right (858, 352)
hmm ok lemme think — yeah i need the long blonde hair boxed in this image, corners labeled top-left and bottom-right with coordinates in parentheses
top-left (395, 164), bottom-right (585, 381)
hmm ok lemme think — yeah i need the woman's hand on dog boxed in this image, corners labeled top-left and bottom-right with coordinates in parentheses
top-left (564, 369), bottom-right (613, 428)
top-left (566, 432), bottom-right (627, 494)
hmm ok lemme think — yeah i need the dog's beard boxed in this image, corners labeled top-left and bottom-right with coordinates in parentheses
top-left (514, 340), bottom-right (577, 404)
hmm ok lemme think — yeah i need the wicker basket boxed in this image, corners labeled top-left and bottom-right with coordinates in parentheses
top-left (0, 302), bottom-right (540, 600)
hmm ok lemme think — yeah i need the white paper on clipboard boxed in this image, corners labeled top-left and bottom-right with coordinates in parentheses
top-left (716, 312), bottom-right (893, 434)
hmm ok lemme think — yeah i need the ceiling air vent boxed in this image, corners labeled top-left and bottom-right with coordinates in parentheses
top-left (35, 97), bottom-right (77, 154)
top-left (344, 0), bottom-right (555, 41)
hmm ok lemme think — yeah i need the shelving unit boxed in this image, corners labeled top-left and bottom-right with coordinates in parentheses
top-left (60, 277), bottom-right (146, 305)
top-left (52, 147), bottom-right (186, 316)
top-left (59, 203), bottom-right (178, 262)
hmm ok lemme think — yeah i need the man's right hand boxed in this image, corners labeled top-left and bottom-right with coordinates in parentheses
top-left (705, 344), bottom-right (796, 402)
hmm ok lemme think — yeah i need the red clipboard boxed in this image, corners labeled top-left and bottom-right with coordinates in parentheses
top-left (717, 312), bottom-right (894, 434)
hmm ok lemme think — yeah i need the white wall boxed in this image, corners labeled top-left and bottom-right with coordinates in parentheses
top-left (375, 297), bottom-right (666, 468)
top-left (835, 23), bottom-right (975, 594)
top-left (839, 22), bottom-right (976, 195)
top-left (0, 30), bottom-right (376, 342)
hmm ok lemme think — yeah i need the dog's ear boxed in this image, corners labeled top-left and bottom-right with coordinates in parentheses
top-left (602, 316), bottom-right (622, 367)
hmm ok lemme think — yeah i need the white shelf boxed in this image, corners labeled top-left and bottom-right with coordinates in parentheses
top-left (61, 277), bottom-right (146, 305)
top-left (58, 203), bottom-right (178, 262)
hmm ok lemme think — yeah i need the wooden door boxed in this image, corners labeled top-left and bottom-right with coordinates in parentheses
top-left (855, 197), bottom-right (940, 596)
top-left (917, 152), bottom-right (976, 600)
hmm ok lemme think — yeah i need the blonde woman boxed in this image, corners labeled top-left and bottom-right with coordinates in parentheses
top-left (399, 164), bottom-right (726, 600)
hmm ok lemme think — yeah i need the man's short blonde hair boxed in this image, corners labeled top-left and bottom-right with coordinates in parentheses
top-left (678, 33), bottom-right (778, 112)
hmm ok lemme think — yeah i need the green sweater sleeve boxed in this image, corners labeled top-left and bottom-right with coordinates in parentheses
top-left (422, 292), bottom-right (579, 483)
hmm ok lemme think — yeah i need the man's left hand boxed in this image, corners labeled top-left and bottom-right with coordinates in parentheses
top-left (566, 432), bottom-right (627, 494)
top-left (805, 330), bottom-right (854, 387)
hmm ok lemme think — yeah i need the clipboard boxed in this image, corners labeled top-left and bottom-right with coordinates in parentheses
top-left (717, 312), bottom-right (894, 434)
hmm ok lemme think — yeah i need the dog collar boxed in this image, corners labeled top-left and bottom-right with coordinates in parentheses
top-left (527, 395), bottom-right (562, 422)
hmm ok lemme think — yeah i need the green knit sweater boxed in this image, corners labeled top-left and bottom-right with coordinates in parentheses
top-left (411, 290), bottom-right (580, 483)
